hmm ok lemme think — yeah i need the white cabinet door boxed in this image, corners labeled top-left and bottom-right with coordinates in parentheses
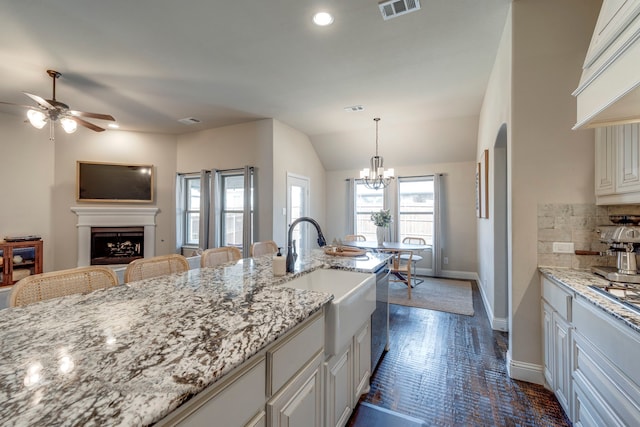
top-left (616, 123), bottom-right (640, 193)
top-left (595, 126), bottom-right (616, 195)
top-left (268, 352), bottom-right (323, 427)
top-left (352, 320), bottom-right (371, 404)
top-left (325, 347), bottom-right (352, 427)
top-left (552, 313), bottom-right (571, 415)
top-left (542, 301), bottom-right (554, 387)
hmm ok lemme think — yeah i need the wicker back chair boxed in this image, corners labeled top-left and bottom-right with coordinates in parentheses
top-left (200, 246), bottom-right (242, 268)
top-left (344, 234), bottom-right (366, 242)
top-left (250, 240), bottom-right (279, 257)
top-left (400, 237), bottom-right (426, 286)
top-left (382, 249), bottom-right (414, 299)
top-left (9, 266), bottom-right (118, 308)
top-left (124, 254), bottom-right (189, 283)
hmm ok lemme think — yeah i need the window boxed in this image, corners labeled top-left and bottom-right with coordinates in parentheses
top-left (221, 173), bottom-right (253, 248)
top-left (398, 176), bottom-right (434, 244)
top-left (354, 181), bottom-right (384, 242)
top-left (184, 175), bottom-right (201, 246)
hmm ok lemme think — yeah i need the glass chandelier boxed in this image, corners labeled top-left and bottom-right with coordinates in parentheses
top-left (360, 117), bottom-right (394, 190)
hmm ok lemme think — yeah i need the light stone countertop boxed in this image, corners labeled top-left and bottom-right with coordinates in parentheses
top-left (0, 249), bottom-right (389, 426)
top-left (539, 267), bottom-right (640, 334)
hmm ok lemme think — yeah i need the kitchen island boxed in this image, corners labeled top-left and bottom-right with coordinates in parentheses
top-left (0, 249), bottom-right (388, 426)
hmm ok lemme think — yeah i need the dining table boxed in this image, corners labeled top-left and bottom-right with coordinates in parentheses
top-left (341, 240), bottom-right (431, 288)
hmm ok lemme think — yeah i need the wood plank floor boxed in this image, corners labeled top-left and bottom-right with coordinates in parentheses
top-left (348, 280), bottom-right (571, 427)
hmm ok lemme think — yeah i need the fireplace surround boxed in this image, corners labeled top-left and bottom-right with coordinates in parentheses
top-left (71, 207), bottom-right (158, 267)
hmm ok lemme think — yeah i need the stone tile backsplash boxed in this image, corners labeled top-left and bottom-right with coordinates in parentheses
top-left (537, 203), bottom-right (628, 270)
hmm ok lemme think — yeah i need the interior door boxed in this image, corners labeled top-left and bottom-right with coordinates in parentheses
top-left (287, 174), bottom-right (310, 252)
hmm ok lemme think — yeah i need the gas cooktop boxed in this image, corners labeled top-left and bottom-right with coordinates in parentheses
top-left (589, 282), bottom-right (640, 315)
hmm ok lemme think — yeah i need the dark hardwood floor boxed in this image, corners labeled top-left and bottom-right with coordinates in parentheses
top-left (348, 280), bottom-right (571, 427)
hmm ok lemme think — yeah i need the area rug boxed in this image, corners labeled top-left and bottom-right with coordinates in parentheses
top-left (388, 277), bottom-right (474, 316)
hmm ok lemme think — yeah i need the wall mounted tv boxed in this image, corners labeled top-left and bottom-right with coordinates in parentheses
top-left (77, 161), bottom-right (154, 203)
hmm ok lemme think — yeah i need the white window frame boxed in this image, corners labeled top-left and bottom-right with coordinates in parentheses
top-left (397, 176), bottom-right (434, 245)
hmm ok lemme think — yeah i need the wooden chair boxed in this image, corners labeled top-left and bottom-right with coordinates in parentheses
top-left (344, 234), bottom-right (366, 242)
top-left (200, 246), bottom-right (242, 268)
top-left (250, 240), bottom-right (278, 257)
top-left (383, 249), bottom-right (413, 299)
top-left (400, 237), bottom-right (426, 286)
top-left (124, 254), bottom-right (189, 283)
top-left (9, 266), bottom-right (118, 308)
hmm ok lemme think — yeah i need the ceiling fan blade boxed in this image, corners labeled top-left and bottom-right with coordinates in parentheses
top-left (69, 110), bottom-right (115, 121)
top-left (0, 101), bottom-right (35, 109)
top-left (23, 92), bottom-right (55, 109)
top-left (70, 116), bottom-right (106, 132)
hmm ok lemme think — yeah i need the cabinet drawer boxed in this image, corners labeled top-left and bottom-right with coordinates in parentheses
top-left (176, 356), bottom-right (266, 427)
top-left (268, 311), bottom-right (324, 395)
top-left (542, 277), bottom-right (572, 321)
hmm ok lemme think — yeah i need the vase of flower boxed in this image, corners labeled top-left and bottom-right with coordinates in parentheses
top-left (371, 209), bottom-right (392, 246)
top-left (376, 226), bottom-right (385, 246)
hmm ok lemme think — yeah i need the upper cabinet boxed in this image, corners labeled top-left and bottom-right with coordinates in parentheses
top-left (595, 123), bottom-right (640, 204)
top-left (574, 0), bottom-right (640, 129)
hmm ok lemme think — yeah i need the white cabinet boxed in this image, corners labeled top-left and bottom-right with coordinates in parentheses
top-left (541, 277), bottom-right (573, 418)
top-left (352, 320), bottom-right (371, 402)
top-left (572, 297), bottom-right (640, 426)
top-left (595, 123), bottom-right (640, 204)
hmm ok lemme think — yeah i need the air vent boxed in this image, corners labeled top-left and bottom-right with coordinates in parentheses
top-left (344, 105), bottom-right (365, 112)
top-left (378, 0), bottom-right (421, 20)
top-left (178, 117), bottom-right (201, 125)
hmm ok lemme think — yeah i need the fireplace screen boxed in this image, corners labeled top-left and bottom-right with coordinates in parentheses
top-left (91, 227), bottom-right (144, 265)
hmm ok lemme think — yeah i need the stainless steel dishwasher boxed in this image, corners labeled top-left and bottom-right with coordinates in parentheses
top-left (371, 261), bottom-right (390, 371)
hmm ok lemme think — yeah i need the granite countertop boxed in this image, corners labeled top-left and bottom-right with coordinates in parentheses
top-left (0, 249), bottom-right (389, 426)
top-left (539, 267), bottom-right (640, 334)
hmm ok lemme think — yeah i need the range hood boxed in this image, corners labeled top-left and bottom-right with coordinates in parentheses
top-left (573, 0), bottom-right (640, 129)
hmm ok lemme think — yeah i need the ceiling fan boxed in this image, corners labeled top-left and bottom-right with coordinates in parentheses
top-left (0, 69), bottom-right (116, 140)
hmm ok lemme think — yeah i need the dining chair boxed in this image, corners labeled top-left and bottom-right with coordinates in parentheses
top-left (400, 236), bottom-right (426, 286)
top-left (9, 266), bottom-right (119, 308)
top-left (200, 246), bottom-right (242, 268)
top-left (124, 254), bottom-right (189, 283)
top-left (383, 249), bottom-right (413, 299)
top-left (344, 234), bottom-right (366, 242)
top-left (250, 240), bottom-right (279, 257)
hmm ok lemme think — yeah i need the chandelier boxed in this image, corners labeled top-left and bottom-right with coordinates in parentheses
top-left (359, 117), bottom-right (394, 190)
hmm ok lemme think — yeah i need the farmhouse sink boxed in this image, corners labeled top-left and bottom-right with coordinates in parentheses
top-left (280, 269), bottom-right (376, 356)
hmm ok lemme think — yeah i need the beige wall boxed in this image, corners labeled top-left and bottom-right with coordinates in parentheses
top-left (0, 113), bottom-right (55, 271)
top-left (176, 119), bottom-right (274, 242)
top-left (485, 0), bottom-right (600, 383)
top-left (325, 160), bottom-right (478, 277)
top-left (52, 130), bottom-right (178, 270)
top-left (272, 120), bottom-right (326, 248)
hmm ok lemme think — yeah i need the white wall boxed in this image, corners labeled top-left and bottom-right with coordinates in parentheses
top-left (0, 113), bottom-right (55, 271)
top-left (478, 0), bottom-right (599, 383)
top-left (52, 130), bottom-right (178, 270)
top-left (325, 161), bottom-right (477, 277)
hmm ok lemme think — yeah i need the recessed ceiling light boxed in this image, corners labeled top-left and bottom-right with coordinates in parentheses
top-left (108, 123), bottom-right (120, 129)
top-left (313, 12), bottom-right (334, 26)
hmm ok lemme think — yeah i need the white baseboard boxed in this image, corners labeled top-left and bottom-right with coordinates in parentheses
top-left (506, 350), bottom-right (544, 385)
top-left (415, 267), bottom-right (476, 281)
top-left (475, 274), bottom-right (509, 332)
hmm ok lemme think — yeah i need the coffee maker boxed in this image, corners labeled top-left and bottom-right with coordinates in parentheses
top-left (592, 225), bottom-right (640, 283)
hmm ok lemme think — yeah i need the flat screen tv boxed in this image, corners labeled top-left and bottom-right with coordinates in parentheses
top-left (77, 161), bottom-right (154, 203)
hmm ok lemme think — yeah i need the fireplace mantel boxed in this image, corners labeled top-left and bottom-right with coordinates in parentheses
top-left (71, 207), bottom-right (159, 267)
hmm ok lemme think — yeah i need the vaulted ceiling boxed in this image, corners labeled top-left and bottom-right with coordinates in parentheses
top-left (0, 0), bottom-right (510, 170)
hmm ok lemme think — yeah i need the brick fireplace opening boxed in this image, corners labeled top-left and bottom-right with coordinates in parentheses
top-left (91, 227), bottom-right (144, 265)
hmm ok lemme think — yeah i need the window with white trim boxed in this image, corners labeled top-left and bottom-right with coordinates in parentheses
top-left (354, 181), bottom-right (384, 242)
top-left (398, 176), bottom-right (434, 244)
top-left (184, 175), bottom-right (200, 246)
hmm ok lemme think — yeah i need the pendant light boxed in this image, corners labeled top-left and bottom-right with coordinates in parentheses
top-left (359, 117), bottom-right (394, 190)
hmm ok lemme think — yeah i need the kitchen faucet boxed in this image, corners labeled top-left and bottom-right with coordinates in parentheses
top-left (286, 217), bottom-right (327, 273)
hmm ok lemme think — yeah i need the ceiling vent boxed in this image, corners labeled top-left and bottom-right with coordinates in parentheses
top-left (378, 0), bottom-right (421, 20)
top-left (344, 105), bottom-right (365, 112)
top-left (178, 117), bottom-right (201, 125)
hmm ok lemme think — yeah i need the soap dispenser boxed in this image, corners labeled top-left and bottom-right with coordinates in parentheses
top-left (273, 247), bottom-right (286, 277)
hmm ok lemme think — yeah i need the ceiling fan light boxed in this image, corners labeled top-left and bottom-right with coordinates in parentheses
top-left (60, 117), bottom-right (78, 134)
top-left (27, 109), bottom-right (47, 129)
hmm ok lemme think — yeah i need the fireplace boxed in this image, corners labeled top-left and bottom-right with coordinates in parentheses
top-left (71, 207), bottom-right (158, 267)
top-left (91, 227), bottom-right (144, 265)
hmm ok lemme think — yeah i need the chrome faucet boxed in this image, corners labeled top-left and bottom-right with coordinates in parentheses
top-left (286, 217), bottom-right (327, 273)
